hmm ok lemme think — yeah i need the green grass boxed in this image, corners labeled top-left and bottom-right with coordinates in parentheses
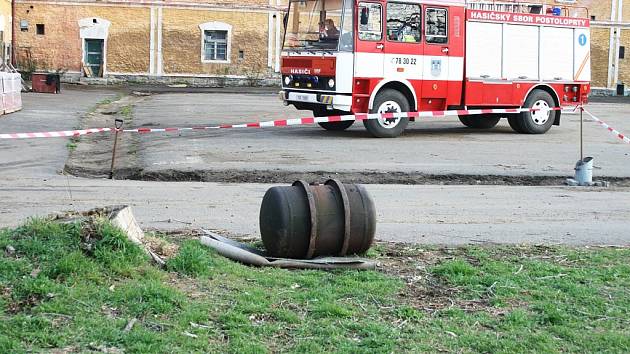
top-left (65, 141), bottom-right (77, 151)
top-left (1, 220), bottom-right (629, 353)
top-left (120, 105), bottom-right (133, 119)
top-left (87, 94), bottom-right (123, 114)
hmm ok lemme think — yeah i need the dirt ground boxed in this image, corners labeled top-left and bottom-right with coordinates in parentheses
top-left (62, 91), bottom-right (630, 185)
top-left (1, 86), bottom-right (629, 246)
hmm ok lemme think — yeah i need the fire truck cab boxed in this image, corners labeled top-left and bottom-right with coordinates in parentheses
top-left (279, 0), bottom-right (591, 138)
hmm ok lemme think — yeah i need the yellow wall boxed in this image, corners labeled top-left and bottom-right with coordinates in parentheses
top-left (15, 4), bottom-right (150, 73)
top-left (161, 8), bottom-right (269, 75)
top-left (15, 1), bottom-right (273, 76)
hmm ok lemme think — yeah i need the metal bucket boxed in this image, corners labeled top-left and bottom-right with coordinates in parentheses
top-left (575, 157), bottom-right (594, 186)
top-left (259, 180), bottom-right (376, 259)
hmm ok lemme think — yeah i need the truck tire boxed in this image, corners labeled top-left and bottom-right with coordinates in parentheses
top-left (318, 120), bottom-right (355, 131)
top-left (517, 90), bottom-right (557, 134)
top-left (458, 114), bottom-right (501, 129)
top-left (507, 114), bottom-right (525, 133)
top-left (314, 109), bottom-right (354, 131)
top-left (363, 89), bottom-right (410, 138)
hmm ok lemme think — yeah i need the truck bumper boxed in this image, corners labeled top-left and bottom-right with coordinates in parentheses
top-left (280, 90), bottom-right (353, 112)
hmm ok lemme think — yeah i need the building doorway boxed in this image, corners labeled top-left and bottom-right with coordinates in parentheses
top-left (84, 39), bottom-right (104, 77)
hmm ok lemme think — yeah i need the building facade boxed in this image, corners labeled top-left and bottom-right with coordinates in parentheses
top-left (10, 0), bottom-right (630, 90)
top-left (14, 0), bottom-right (286, 85)
top-left (582, 0), bottom-right (630, 91)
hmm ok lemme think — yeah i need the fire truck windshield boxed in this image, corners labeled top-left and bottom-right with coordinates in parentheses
top-left (283, 0), bottom-right (353, 52)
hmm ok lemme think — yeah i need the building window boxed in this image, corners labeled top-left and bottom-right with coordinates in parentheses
top-left (199, 22), bottom-right (232, 63)
top-left (36, 24), bottom-right (45, 35)
top-left (204, 30), bottom-right (228, 61)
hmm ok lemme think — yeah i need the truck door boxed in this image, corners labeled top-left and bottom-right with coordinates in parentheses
top-left (355, 2), bottom-right (385, 80)
top-left (382, 1), bottom-right (424, 102)
top-left (422, 6), bottom-right (450, 109)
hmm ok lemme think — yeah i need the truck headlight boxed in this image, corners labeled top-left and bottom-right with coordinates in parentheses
top-left (328, 78), bottom-right (335, 88)
top-left (284, 76), bottom-right (291, 86)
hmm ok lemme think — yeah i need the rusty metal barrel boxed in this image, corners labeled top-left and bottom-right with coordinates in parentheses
top-left (259, 180), bottom-right (376, 259)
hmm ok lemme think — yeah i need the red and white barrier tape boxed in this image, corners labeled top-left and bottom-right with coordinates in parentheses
top-left (583, 109), bottom-right (630, 145)
top-left (0, 127), bottom-right (112, 139)
top-left (0, 106), bottom-right (571, 139)
top-left (123, 107), bottom-right (567, 133)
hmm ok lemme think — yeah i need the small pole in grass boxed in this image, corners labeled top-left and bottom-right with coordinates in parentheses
top-left (109, 119), bottom-right (124, 180)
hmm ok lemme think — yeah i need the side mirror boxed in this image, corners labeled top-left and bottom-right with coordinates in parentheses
top-left (283, 13), bottom-right (288, 29)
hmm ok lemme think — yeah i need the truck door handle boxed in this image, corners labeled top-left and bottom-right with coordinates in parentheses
top-left (376, 43), bottom-right (384, 50)
top-left (441, 47), bottom-right (449, 53)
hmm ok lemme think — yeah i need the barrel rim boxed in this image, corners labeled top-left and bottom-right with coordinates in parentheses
top-left (292, 180), bottom-right (319, 259)
top-left (325, 179), bottom-right (352, 256)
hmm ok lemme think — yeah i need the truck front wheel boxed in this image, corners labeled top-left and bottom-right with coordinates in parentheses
top-left (363, 89), bottom-right (410, 138)
top-left (516, 90), bottom-right (557, 134)
top-left (458, 114), bottom-right (501, 129)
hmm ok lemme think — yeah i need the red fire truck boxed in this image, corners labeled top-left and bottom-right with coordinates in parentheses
top-left (279, 0), bottom-right (591, 138)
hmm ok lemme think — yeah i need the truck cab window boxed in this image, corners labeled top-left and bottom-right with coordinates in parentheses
top-left (358, 2), bottom-right (382, 41)
top-left (425, 7), bottom-right (447, 44)
top-left (283, 0), bottom-right (344, 51)
top-left (386, 3), bottom-right (421, 43)
top-left (339, 0), bottom-right (354, 50)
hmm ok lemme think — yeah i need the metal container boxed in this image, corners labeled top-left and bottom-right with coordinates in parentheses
top-left (31, 72), bottom-right (60, 94)
top-left (575, 157), bottom-right (594, 186)
top-left (259, 180), bottom-right (376, 259)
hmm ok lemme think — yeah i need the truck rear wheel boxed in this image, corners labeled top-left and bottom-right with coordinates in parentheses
top-left (363, 89), bottom-right (410, 138)
top-left (516, 90), bottom-right (557, 134)
top-left (318, 120), bottom-right (354, 131)
top-left (507, 114), bottom-right (525, 133)
top-left (314, 109), bottom-right (354, 131)
top-left (458, 114), bottom-right (501, 129)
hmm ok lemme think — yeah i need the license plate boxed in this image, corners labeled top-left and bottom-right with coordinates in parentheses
top-left (295, 94), bottom-right (310, 101)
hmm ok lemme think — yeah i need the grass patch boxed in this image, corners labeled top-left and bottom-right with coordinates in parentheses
top-left (1, 220), bottom-right (629, 352)
top-left (166, 240), bottom-right (214, 276)
top-left (87, 94), bottom-right (123, 113)
top-left (120, 105), bottom-right (133, 119)
top-left (65, 141), bottom-right (77, 151)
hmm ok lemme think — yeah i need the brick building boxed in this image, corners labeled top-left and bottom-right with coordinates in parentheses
top-left (9, 0), bottom-right (630, 90)
top-left (13, 0), bottom-right (285, 85)
top-left (583, 0), bottom-right (630, 91)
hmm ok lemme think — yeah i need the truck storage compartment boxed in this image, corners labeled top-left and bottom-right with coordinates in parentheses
top-left (465, 21), bottom-right (502, 79)
top-left (465, 17), bottom-right (590, 83)
top-left (540, 27), bottom-right (573, 80)
top-left (503, 24), bottom-right (539, 80)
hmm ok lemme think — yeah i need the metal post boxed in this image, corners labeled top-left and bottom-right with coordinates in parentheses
top-left (580, 106), bottom-right (584, 161)
top-left (109, 119), bottom-right (124, 179)
top-left (11, 0), bottom-right (16, 66)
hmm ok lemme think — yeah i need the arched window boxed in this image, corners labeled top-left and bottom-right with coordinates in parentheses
top-left (199, 22), bottom-right (232, 63)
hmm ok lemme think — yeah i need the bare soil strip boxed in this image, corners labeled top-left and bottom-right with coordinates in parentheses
top-left (63, 94), bottom-right (630, 187)
top-left (63, 164), bottom-right (630, 186)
